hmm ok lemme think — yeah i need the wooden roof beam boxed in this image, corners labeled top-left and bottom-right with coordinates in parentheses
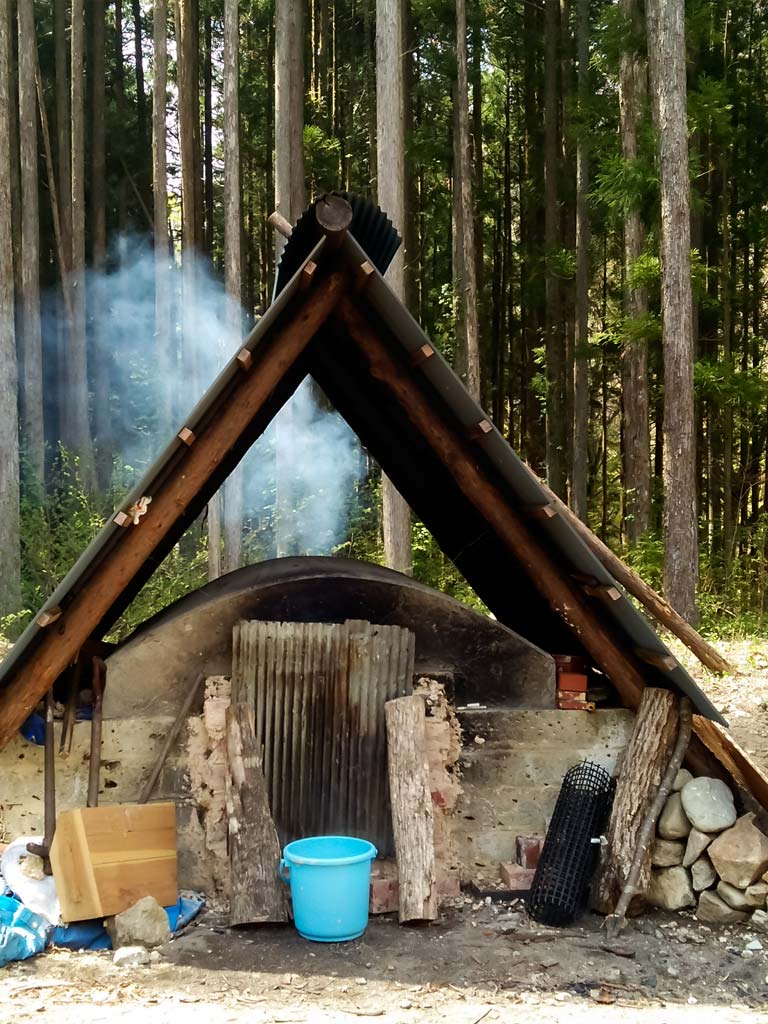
top-left (0, 269), bottom-right (349, 751)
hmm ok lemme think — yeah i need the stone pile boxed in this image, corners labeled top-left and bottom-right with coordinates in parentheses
top-left (648, 770), bottom-right (768, 929)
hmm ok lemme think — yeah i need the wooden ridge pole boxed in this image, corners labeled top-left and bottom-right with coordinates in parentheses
top-left (0, 270), bottom-right (348, 751)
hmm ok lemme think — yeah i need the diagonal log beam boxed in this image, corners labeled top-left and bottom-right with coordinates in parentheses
top-left (334, 296), bottom-right (651, 707)
top-left (0, 270), bottom-right (348, 751)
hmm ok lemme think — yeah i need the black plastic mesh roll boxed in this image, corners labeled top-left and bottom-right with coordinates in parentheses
top-left (526, 760), bottom-right (615, 926)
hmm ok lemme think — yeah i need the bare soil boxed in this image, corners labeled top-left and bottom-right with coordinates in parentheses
top-left (5, 900), bottom-right (768, 1023)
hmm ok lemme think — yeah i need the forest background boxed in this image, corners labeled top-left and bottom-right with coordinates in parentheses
top-left (0, 0), bottom-right (766, 647)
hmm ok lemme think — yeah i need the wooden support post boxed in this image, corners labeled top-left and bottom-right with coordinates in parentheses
top-left (385, 695), bottom-right (438, 923)
top-left (337, 297), bottom-right (649, 709)
top-left (596, 688), bottom-right (679, 915)
top-left (226, 703), bottom-right (289, 925)
top-left (0, 271), bottom-right (347, 751)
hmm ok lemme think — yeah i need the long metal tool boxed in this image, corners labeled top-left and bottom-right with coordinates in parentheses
top-left (139, 672), bottom-right (205, 804)
top-left (27, 690), bottom-right (56, 873)
top-left (87, 658), bottom-right (107, 807)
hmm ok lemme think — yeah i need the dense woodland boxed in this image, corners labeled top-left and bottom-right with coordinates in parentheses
top-left (0, 0), bottom-right (767, 642)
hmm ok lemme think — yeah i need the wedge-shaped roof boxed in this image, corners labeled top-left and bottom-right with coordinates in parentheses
top-left (0, 196), bottom-right (764, 807)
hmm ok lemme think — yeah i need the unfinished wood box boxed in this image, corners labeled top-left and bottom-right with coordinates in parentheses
top-left (50, 802), bottom-right (177, 923)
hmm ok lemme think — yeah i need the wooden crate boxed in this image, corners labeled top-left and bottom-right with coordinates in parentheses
top-left (50, 802), bottom-right (177, 922)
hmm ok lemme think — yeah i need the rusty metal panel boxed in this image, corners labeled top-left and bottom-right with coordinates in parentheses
top-left (231, 619), bottom-right (414, 855)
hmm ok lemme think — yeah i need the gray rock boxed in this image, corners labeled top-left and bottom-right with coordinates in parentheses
top-left (709, 813), bottom-right (768, 889)
top-left (672, 769), bottom-right (694, 793)
top-left (647, 866), bottom-right (695, 911)
top-left (717, 880), bottom-right (765, 911)
top-left (750, 909), bottom-right (768, 934)
top-left (651, 839), bottom-right (685, 867)
top-left (658, 792), bottom-right (692, 840)
top-left (113, 945), bottom-right (151, 967)
top-left (696, 891), bottom-right (749, 926)
top-left (683, 828), bottom-right (713, 868)
top-left (680, 777), bottom-right (737, 834)
top-left (691, 856), bottom-right (717, 892)
top-left (746, 881), bottom-right (768, 906)
top-left (106, 896), bottom-right (171, 950)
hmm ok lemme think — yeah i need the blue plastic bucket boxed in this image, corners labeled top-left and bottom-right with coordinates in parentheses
top-left (279, 835), bottom-right (377, 942)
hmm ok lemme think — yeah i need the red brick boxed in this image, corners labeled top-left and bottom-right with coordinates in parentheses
top-left (369, 876), bottom-right (399, 914)
top-left (557, 697), bottom-right (595, 711)
top-left (515, 835), bottom-right (543, 870)
top-left (499, 863), bottom-right (536, 891)
top-left (558, 671), bottom-right (588, 692)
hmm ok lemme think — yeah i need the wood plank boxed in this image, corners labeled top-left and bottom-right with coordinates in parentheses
top-left (693, 715), bottom-right (768, 811)
top-left (226, 703), bottom-right (289, 925)
top-left (596, 689), bottom-right (678, 914)
top-left (385, 694), bottom-right (438, 923)
top-left (337, 297), bottom-right (650, 709)
top-left (0, 270), bottom-right (348, 751)
top-left (50, 802), bottom-right (177, 922)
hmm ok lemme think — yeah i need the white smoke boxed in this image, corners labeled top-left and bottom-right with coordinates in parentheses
top-left (58, 237), bottom-right (363, 556)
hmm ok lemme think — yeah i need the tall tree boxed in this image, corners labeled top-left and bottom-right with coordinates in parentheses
top-left (223, 0), bottom-right (244, 573)
top-left (17, 0), bottom-right (44, 489)
top-left (67, 0), bottom-right (95, 487)
top-left (571, 0), bottom-right (591, 521)
top-left (619, 0), bottom-right (651, 544)
top-left (647, 0), bottom-right (698, 621)
top-left (274, 0), bottom-right (306, 559)
top-left (544, 0), bottom-right (567, 497)
top-left (153, 0), bottom-right (172, 439)
top-left (377, 0), bottom-right (413, 574)
top-left (453, 0), bottom-right (481, 402)
top-left (0, 0), bottom-right (20, 615)
top-left (91, 0), bottom-right (111, 490)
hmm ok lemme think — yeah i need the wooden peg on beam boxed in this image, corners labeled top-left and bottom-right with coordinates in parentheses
top-left (634, 646), bottom-right (678, 673)
top-left (523, 502), bottom-right (558, 520)
top-left (268, 210), bottom-right (293, 240)
top-left (583, 582), bottom-right (622, 602)
top-left (177, 427), bottom-right (196, 446)
top-left (300, 260), bottom-right (318, 290)
top-left (113, 511), bottom-right (132, 527)
top-left (36, 607), bottom-right (62, 628)
top-left (467, 418), bottom-right (493, 441)
top-left (236, 347), bottom-right (253, 371)
top-left (354, 260), bottom-right (375, 292)
top-left (409, 343), bottom-right (435, 368)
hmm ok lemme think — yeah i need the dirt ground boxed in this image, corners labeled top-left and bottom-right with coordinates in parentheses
top-left (6, 899), bottom-right (768, 1023)
top-left (4, 638), bottom-right (768, 1022)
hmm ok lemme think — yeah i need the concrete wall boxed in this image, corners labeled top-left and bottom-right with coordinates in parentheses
top-left (0, 705), bottom-right (635, 897)
top-left (454, 708), bottom-right (635, 885)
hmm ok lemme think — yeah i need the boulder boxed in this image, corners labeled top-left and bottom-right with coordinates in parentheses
top-left (658, 792), bottom-right (692, 840)
top-left (751, 909), bottom-right (768, 935)
top-left (680, 777), bottom-right (736, 834)
top-left (696, 891), bottom-right (748, 926)
top-left (647, 866), bottom-right (695, 911)
top-left (113, 945), bottom-right (151, 967)
top-left (746, 881), bottom-right (768, 906)
top-left (672, 769), bottom-right (694, 793)
top-left (683, 828), bottom-right (713, 868)
top-left (651, 839), bottom-right (685, 868)
top-left (691, 856), bottom-right (717, 891)
top-left (709, 814), bottom-right (768, 889)
top-left (717, 880), bottom-right (765, 911)
top-left (106, 896), bottom-right (171, 950)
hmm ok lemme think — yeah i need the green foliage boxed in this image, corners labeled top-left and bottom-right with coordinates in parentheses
top-left (593, 155), bottom-right (658, 222)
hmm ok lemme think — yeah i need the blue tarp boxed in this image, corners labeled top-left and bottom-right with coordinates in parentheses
top-left (0, 895), bottom-right (51, 967)
top-left (1, 893), bottom-right (204, 963)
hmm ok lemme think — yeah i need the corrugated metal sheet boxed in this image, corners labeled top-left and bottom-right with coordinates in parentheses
top-left (231, 619), bottom-right (415, 855)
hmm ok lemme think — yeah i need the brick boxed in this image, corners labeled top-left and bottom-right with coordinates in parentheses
top-left (557, 698), bottom-right (595, 711)
top-left (516, 835), bottom-right (543, 870)
top-left (558, 671), bottom-right (588, 692)
top-left (500, 863), bottom-right (536, 891)
top-left (556, 689), bottom-right (588, 701)
top-left (369, 876), bottom-right (399, 914)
